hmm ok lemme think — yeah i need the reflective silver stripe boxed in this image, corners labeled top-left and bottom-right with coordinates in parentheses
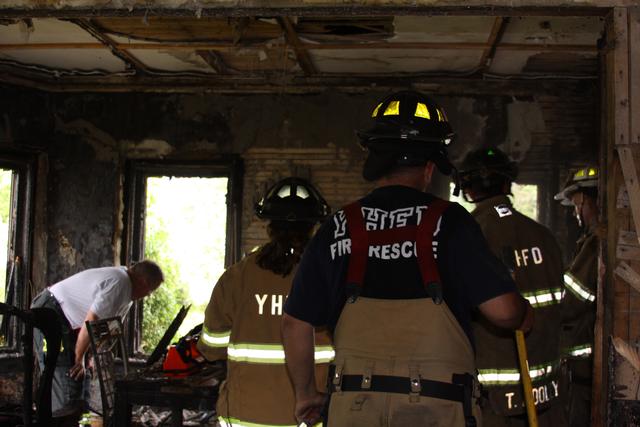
top-left (522, 288), bottom-right (563, 308)
top-left (554, 290), bottom-right (564, 301)
top-left (228, 343), bottom-right (335, 364)
top-left (564, 273), bottom-right (595, 302)
top-left (201, 328), bottom-right (231, 347)
top-left (566, 344), bottom-right (592, 358)
top-left (478, 363), bottom-right (557, 385)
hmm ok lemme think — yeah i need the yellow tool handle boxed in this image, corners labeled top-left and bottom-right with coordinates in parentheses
top-left (515, 329), bottom-right (539, 427)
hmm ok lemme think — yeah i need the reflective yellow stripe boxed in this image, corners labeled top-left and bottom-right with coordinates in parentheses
top-left (201, 327), bottom-right (231, 348)
top-left (371, 102), bottom-right (382, 117)
top-left (565, 344), bottom-right (592, 358)
top-left (478, 362), bottom-right (558, 386)
top-left (219, 417), bottom-right (302, 427)
top-left (564, 273), bottom-right (595, 302)
top-left (414, 102), bottom-right (431, 119)
top-left (522, 288), bottom-right (563, 308)
top-left (228, 343), bottom-right (335, 364)
top-left (383, 101), bottom-right (400, 116)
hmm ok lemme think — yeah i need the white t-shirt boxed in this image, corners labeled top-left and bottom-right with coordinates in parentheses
top-left (49, 266), bottom-right (133, 329)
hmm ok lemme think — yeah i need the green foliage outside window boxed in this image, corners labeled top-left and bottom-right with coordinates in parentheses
top-left (140, 176), bottom-right (228, 354)
top-left (0, 169), bottom-right (12, 346)
top-left (141, 190), bottom-right (188, 354)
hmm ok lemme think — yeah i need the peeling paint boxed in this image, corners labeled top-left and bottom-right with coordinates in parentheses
top-left (54, 116), bottom-right (119, 162)
top-left (124, 138), bottom-right (174, 157)
top-left (57, 230), bottom-right (80, 269)
top-left (503, 99), bottom-right (545, 162)
top-left (181, 139), bottom-right (219, 152)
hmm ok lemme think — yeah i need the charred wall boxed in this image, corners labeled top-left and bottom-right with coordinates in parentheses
top-left (0, 82), bottom-right (597, 404)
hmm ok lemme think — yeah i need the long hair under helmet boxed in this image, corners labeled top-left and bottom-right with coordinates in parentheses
top-left (254, 177), bottom-right (330, 276)
top-left (457, 147), bottom-right (518, 203)
top-left (357, 90), bottom-right (456, 182)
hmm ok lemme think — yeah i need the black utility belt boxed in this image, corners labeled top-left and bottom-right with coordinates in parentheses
top-left (330, 373), bottom-right (470, 404)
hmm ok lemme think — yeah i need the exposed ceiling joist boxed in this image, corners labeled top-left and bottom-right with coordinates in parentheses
top-left (0, 42), bottom-right (598, 52)
top-left (70, 18), bottom-right (148, 74)
top-left (277, 16), bottom-right (316, 75)
top-left (0, 6), bottom-right (610, 19)
top-left (197, 50), bottom-right (232, 74)
top-left (478, 17), bottom-right (510, 71)
top-left (0, 66), bottom-right (596, 96)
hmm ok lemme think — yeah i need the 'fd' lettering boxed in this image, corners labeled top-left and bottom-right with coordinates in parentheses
top-left (514, 247), bottom-right (544, 267)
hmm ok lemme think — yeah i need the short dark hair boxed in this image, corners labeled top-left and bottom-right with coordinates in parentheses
top-left (130, 260), bottom-right (164, 287)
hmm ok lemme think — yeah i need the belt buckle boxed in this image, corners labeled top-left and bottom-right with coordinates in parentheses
top-left (332, 364), bottom-right (343, 392)
top-left (361, 365), bottom-right (373, 390)
top-left (409, 365), bottom-right (421, 403)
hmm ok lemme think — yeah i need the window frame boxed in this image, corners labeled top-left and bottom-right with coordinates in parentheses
top-left (0, 151), bottom-right (37, 356)
top-left (122, 156), bottom-right (243, 355)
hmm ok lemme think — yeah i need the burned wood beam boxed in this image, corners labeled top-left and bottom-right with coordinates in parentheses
top-left (478, 17), bottom-right (510, 72)
top-left (277, 17), bottom-right (316, 75)
top-left (70, 18), bottom-right (149, 74)
top-left (0, 41), bottom-right (599, 52)
top-left (0, 6), bottom-right (609, 20)
top-left (0, 64), bottom-right (596, 97)
top-left (196, 50), bottom-right (233, 74)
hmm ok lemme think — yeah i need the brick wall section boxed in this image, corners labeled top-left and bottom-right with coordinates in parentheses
top-left (241, 146), bottom-right (372, 255)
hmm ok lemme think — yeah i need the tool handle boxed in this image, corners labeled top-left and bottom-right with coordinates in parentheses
top-left (515, 329), bottom-right (539, 427)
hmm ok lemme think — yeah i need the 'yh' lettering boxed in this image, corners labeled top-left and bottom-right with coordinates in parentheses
top-left (255, 294), bottom-right (287, 316)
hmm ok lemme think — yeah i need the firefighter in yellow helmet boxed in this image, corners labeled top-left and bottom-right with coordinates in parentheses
top-left (197, 177), bottom-right (334, 427)
top-left (457, 147), bottom-right (567, 427)
top-left (282, 91), bottom-right (533, 427)
top-left (554, 166), bottom-right (599, 427)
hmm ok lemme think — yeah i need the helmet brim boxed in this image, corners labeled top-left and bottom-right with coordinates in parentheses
top-left (554, 180), bottom-right (597, 206)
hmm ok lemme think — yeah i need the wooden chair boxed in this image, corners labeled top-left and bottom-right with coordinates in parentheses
top-left (86, 317), bottom-right (128, 427)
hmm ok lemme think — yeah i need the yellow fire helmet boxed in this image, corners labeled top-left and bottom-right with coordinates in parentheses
top-left (554, 166), bottom-right (599, 206)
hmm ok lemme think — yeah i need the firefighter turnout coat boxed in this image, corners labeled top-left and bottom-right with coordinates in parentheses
top-left (561, 230), bottom-right (597, 427)
top-left (561, 231), bottom-right (597, 366)
top-left (197, 252), bottom-right (334, 427)
top-left (472, 196), bottom-right (564, 420)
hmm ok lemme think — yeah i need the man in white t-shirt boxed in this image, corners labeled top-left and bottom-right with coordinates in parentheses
top-left (31, 260), bottom-right (164, 419)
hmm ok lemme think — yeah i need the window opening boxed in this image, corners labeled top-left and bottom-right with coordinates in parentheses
top-left (0, 169), bottom-right (13, 346)
top-left (124, 158), bottom-right (243, 355)
top-left (0, 152), bottom-right (37, 352)
top-left (449, 182), bottom-right (539, 221)
top-left (141, 177), bottom-right (229, 353)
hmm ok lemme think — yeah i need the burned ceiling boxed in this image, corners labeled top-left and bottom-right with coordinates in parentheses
top-left (0, 15), bottom-right (604, 92)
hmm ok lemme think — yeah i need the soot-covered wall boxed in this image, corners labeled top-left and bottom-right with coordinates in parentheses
top-left (0, 84), bottom-right (597, 290)
top-left (0, 82), bottom-right (597, 404)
